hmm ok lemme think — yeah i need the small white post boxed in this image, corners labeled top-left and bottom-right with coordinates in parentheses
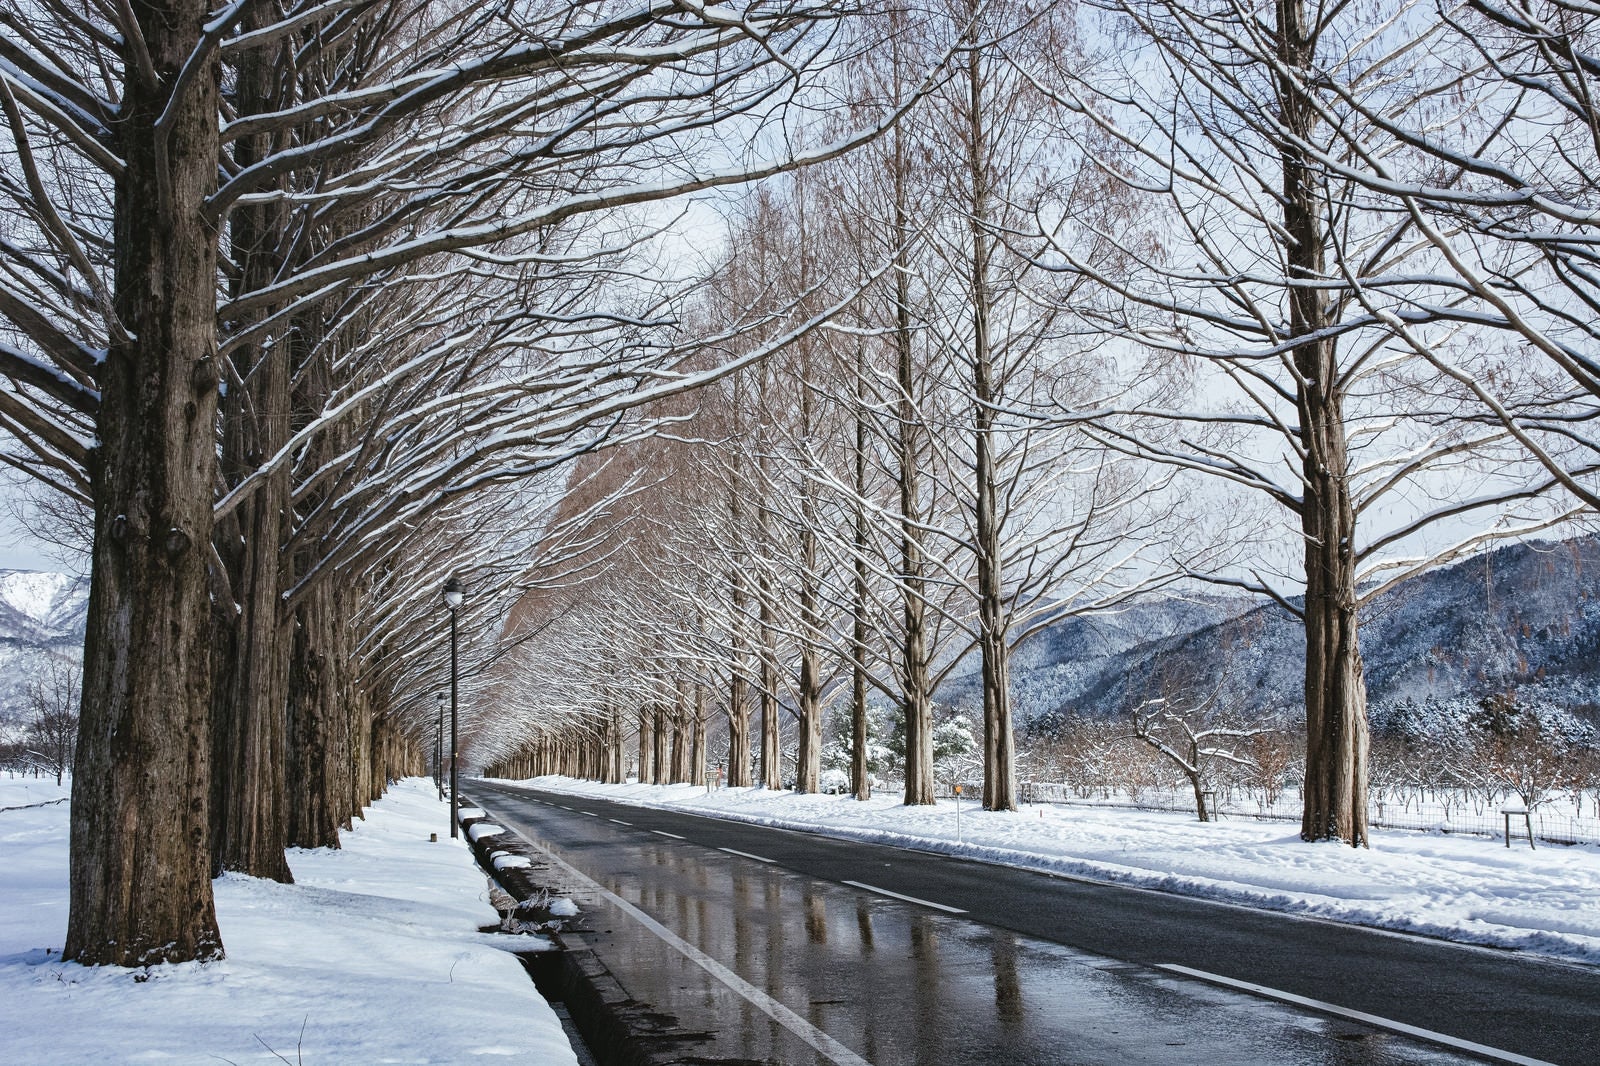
top-left (954, 783), bottom-right (962, 843)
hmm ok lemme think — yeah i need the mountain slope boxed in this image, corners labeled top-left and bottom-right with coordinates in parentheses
top-left (0, 570), bottom-right (89, 723)
top-left (947, 536), bottom-right (1600, 730)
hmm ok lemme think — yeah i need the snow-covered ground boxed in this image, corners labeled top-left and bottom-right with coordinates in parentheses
top-left (0, 776), bottom-right (576, 1065)
top-left (505, 775), bottom-right (1600, 966)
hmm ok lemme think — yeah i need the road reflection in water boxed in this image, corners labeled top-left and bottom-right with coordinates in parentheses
top-left (522, 816), bottom-right (1476, 1066)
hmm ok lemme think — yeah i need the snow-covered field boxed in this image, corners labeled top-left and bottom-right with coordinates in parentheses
top-left (0, 776), bottom-right (575, 1065)
top-left (506, 775), bottom-right (1600, 965)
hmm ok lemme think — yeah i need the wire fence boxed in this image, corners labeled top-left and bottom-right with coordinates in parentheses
top-left (1017, 781), bottom-right (1600, 847)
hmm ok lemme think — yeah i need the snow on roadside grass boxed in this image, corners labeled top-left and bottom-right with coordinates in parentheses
top-left (0, 776), bottom-right (575, 1065)
top-left (506, 775), bottom-right (1600, 965)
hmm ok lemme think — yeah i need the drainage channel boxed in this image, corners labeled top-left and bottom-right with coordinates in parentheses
top-left (512, 951), bottom-right (601, 1066)
top-left (459, 800), bottom-right (744, 1066)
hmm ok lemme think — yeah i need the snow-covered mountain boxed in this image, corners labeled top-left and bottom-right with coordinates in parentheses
top-left (939, 593), bottom-right (1253, 720)
top-left (0, 570), bottom-right (88, 642)
top-left (0, 569), bottom-right (88, 722)
top-left (944, 535), bottom-right (1600, 733)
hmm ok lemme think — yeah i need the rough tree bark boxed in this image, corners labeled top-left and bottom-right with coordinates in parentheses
top-left (286, 580), bottom-right (349, 849)
top-left (66, 0), bottom-right (225, 966)
top-left (851, 338), bottom-right (874, 801)
top-left (653, 700), bottom-right (669, 784)
top-left (670, 679), bottom-right (692, 783)
top-left (283, 311), bottom-right (360, 849)
top-left (794, 371), bottom-right (823, 794)
top-left (757, 359), bottom-right (782, 790)
top-left (726, 482), bottom-right (753, 787)
top-left (691, 681), bottom-right (708, 785)
top-left (209, 5), bottom-right (293, 880)
top-left (637, 705), bottom-right (653, 783)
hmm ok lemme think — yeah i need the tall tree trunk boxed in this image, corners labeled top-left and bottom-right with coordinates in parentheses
top-left (796, 638), bottom-right (822, 793)
top-left (671, 680), bottom-right (692, 783)
top-left (67, 0), bottom-right (224, 966)
top-left (759, 587), bottom-right (781, 788)
top-left (892, 116), bottom-right (934, 806)
top-left (692, 681), bottom-right (708, 785)
top-left (795, 389), bottom-right (823, 794)
top-left (286, 581), bottom-right (347, 849)
top-left (283, 312), bottom-right (358, 848)
top-left (851, 339), bottom-right (873, 802)
top-left (727, 657), bottom-right (751, 787)
top-left (653, 702), bottom-right (670, 784)
top-left (963, 40), bottom-right (1016, 813)
top-left (351, 660), bottom-right (372, 817)
top-left (756, 358), bottom-right (782, 790)
top-left (210, 13), bottom-right (294, 879)
top-left (1278, 0), bottom-right (1370, 846)
top-left (637, 706), bottom-right (652, 783)
top-left (210, 476), bottom-right (291, 878)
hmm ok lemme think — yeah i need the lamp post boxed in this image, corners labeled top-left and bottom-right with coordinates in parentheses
top-left (443, 576), bottom-right (464, 838)
top-left (435, 692), bottom-right (445, 801)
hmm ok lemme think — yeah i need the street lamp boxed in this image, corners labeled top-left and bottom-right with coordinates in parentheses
top-left (443, 575), bottom-right (464, 838)
top-left (435, 691), bottom-right (445, 801)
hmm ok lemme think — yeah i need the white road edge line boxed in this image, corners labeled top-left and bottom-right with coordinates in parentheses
top-left (718, 847), bottom-right (775, 864)
top-left (651, 829), bottom-right (685, 840)
top-left (843, 881), bottom-right (966, 915)
top-left (1157, 963), bottom-right (1556, 1066)
top-left (609, 819), bottom-right (632, 826)
top-left (510, 824), bottom-right (874, 1066)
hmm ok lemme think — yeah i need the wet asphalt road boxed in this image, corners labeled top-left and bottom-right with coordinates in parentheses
top-left (468, 781), bottom-right (1598, 1066)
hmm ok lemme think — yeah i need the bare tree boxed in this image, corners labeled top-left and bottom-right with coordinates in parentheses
top-left (23, 655), bottom-right (79, 785)
top-left (1028, 0), bottom-right (1576, 844)
top-left (1125, 692), bottom-right (1264, 823)
top-left (1291, 0), bottom-right (1600, 510)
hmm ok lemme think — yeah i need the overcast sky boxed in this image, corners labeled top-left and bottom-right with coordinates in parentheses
top-left (0, 506), bottom-right (73, 573)
top-left (0, 534), bottom-right (63, 572)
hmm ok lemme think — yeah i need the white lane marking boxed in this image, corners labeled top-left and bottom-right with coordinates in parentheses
top-left (1157, 963), bottom-right (1556, 1066)
top-left (609, 819), bottom-right (632, 826)
top-left (651, 829), bottom-right (685, 840)
top-left (843, 881), bottom-right (966, 915)
top-left (580, 811), bottom-right (599, 817)
top-left (719, 847), bottom-right (775, 864)
top-left (508, 825), bottom-right (874, 1066)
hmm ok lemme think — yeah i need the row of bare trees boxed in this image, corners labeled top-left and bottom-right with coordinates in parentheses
top-left (483, 0), bottom-right (1600, 854)
top-left (476, 2), bottom-right (1193, 814)
top-left (0, 0), bottom-right (928, 967)
top-left (7, 0), bottom-right (1600, 969)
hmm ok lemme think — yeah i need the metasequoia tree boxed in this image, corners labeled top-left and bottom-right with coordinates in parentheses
top-left (0, 0), bottom-right (926, 966)
top-left (904, 0), bottom-right (1194, 811)
top-left (1293, 0), bottom-right (1600, 509)
top-left (1032, 0), bottom-right (1575, 844)
top-left (715, 179), bottom-right (865, 795)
